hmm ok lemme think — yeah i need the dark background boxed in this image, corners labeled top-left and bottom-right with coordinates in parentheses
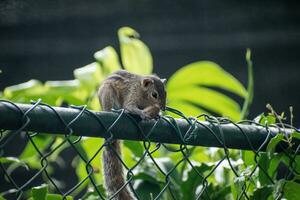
top-left (0, 0), bottom-right (299, 125)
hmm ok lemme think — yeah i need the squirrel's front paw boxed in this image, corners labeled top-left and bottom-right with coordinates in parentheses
top-left (142, 105), bottom-right (160, 120)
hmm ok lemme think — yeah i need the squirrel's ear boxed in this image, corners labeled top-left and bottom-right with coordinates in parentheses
top-left (142, 78), bottom-right (153, 88)
top-left (161, 78), bottom-right (167, 84)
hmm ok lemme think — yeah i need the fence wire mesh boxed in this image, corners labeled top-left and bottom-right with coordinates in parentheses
top-left (0, 99), bottom-right (300, 200)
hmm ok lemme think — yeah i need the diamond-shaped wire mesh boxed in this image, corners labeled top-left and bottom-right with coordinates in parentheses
top-left (0, 99), bottom-right (299, 200)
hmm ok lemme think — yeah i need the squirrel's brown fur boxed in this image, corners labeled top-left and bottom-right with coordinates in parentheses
top-left (98, 70), bottom-right (166, 200)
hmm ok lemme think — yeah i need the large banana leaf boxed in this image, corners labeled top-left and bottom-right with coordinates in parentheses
top-left (167, 61), bottom-right (247, 121)
top-left (118, 27), bottom-right (153, 75)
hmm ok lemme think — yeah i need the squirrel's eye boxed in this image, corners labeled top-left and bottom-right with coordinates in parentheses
top-left (152, 92), bottom-right (158, 99)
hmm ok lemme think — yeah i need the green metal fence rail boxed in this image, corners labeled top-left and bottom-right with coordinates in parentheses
top-left (0, 100), bottom-right (300, 200)
top-left (0, 102), bottom-right (297, 152)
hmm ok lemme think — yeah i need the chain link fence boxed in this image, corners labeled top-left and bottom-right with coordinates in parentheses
top-left (0, 99), bottom-right (300, 200)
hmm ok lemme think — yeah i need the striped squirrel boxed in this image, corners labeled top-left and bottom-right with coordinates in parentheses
top-left (98, 70), bottom-right (166, 199)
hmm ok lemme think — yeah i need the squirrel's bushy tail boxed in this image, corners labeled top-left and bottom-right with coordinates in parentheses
top-left (103, 140), bottom-right (136, 200)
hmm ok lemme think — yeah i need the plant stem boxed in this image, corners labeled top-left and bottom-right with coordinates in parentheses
top-left (241, 49), bottom-right (254, 120)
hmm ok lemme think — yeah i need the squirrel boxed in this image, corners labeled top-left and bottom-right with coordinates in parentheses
top-left (98, 70), bottom-right (167, 200)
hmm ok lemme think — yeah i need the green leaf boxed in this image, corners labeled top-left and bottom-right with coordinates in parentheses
top-left (266, 134), bottom-right (284, 159)
top-left (268, 155), bottom-right (282, 179)
top-left (188, 147), bottom-right (210, 164)
top-left (242, 150), bottom-right (256, 166)
top-left (167, 61), bottom-right (246, 120)
top-left (18, 135), bottom-right (56, 170)
top-left (81, 184), bottom-right (106, 200)
top-left (291, 131), bottom-right (300, 140)
top-left (118, 27), bottom-right (153, 75)
top-left (250, 186), bottom-right (273, 200)
top-left (232, 166), bottom-right (253, 199)
top-left (167, 86), bottom-right (241, 120)
top-left (167, 100), bottom-right (207, 118)
top-left (20, 135), bottom-right (53, 160)
top-left (0, 157), bottom-right (25, 164)
top-left (94, 46), bottom-right (122, 75)
top-left (123, 144), bottom-right (142, 169)
top-left (86, 92), bottom-right (101, 110)
top-left (0, 157), bottom-right (29, 170)
top-left (181, 163), bottom-right (214, 200)
top-left (75, 138), bottom-right (104, 184)
top-left (45, 80), bottom-right (80, 91)
top-left (44, 80), bottom-right (89, 105)
top-left (133, 157), bottom-right (182, 199)
top-left (134, 171), bottom-right (160, 184)
top-left (283, 181), bottom-right (300, 200)
top-left (210, 185), bottom-right (231, 200)
top-left (3, 79), bottom-right (44, 102)
top-left (133, 159), bottom-right (165, 183)
top-left (258, 153), bottom-right (272, 185)
top-left (135, 180), bottom-right (161, 200)
top-left (2, 78), bottom-right (89, 105)
top-left (46, 194), bottom-right (73, 200)
top-left (74, 62), bottom-right (104, 88)
top-left (123, 141), bottom-right (144, 158)
top-left (0, 195), bottom-right (6, 200)
top-left (156, 158), bottom-right (181, 183)
top-left (167, 61), bottom-right (247, 97)
top-left (31, 184), bottom-right (48, 200)
top-left (257, 113), bottom-right (276, 126)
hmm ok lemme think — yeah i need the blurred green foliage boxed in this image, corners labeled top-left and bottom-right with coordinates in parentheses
top-left (28, 184), bottom-right (73, 200)
top-left (1, 27), bottom-right (299, 200)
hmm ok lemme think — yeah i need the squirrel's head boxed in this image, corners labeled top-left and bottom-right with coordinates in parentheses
top-left (141, 75), bottom-right (167, 111)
